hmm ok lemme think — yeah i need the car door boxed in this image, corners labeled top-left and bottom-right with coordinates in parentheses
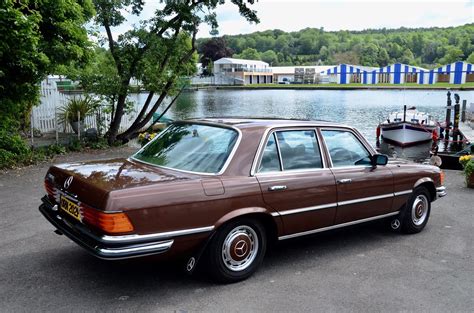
top-left (320, 128), bottom-right (394, 224)
top-left (255, 128), bottom-right (338, 237)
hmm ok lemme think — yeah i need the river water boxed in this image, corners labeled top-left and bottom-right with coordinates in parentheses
top-left (132, 89), bottom-right (474, 160)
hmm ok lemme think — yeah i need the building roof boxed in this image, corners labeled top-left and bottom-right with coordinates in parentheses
top-left (271, 66), bottom-right (335, 75)
top-left (214, 58), bottom-right (269, 66)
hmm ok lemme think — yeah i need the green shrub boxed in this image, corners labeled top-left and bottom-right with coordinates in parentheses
top-left (0, 148), bottom-right (16, 167)
top-left (0, 130), bottom-right (29, 155)
top-left (58, 95), bottom-right (99, 124)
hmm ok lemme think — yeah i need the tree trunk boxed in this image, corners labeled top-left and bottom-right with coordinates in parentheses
top-left (117, 81), bottom-right (174, 142)
top-left (107, 78), bottom-right (131, 144)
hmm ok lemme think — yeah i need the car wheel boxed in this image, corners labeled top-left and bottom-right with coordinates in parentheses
top-left (206, 218), bottom-right (267, 283)
top-left (400, 186), bottom-right (431, 234)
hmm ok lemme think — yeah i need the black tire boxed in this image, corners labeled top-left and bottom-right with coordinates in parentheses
top-left (205, 218), bottom-right (267, 283)
top-left (400, 186), bottom-right (431, 234)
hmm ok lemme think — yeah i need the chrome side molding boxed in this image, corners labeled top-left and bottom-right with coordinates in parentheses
top-left (278, 211), bottom-right (400, 240)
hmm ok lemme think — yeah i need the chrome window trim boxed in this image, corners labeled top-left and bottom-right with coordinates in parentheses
top-left (278, 211), bottom-right (400, 240)
top-left (255, 167), bottom-right (333, 176)
top-left (273, 132), bottom-right (284, 171)
top-left (252, 127), bottom-right (326, 176)
top-left (131, 121), bottom-right (242, 176)
top-left (100, 226), bottom-right (215, 243)
top-left (319, 127), bottom-right (377, 168)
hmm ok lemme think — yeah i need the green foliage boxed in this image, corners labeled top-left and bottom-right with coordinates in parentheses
top-left (260, 50), bottom-right (278, 65)
top-left (198, 37), bottom-right (233, 68)
top-left (234, 48), bottom-right (261, 60)
top-left (467, 52), bottom-right (474, 64)
top-left (0, 0), bottom-right (93, 164)
top-left (85, 0), bottom-right (259, 143)
top-left (199, 24), bottom-right (474, 67)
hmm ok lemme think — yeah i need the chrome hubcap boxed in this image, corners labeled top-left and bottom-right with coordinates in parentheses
top-left (412, 194), bottom-right (429, 226)
top-left (391, 218), bottom-right (401, 230)
top-left (222, 225), bottom-right (258, 272)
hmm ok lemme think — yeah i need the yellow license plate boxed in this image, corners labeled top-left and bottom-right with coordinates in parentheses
top-left (60, 196), bottom-right (81, 222)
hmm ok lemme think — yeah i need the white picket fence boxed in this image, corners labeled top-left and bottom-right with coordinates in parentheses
top-left (32, 79), bottom-right (156, 136)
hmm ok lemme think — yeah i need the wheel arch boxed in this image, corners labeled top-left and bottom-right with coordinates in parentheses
top-left (414, 178), bottom-right (436, 201)
top-left (214, 208), bottom-right (281, 244)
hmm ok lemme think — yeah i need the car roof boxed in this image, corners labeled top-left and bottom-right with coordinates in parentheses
top-left (186, 117), bottom-right (349, 130)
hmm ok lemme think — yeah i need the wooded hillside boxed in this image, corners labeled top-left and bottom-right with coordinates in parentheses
top-left (197, 24), bottom-right (474, 68)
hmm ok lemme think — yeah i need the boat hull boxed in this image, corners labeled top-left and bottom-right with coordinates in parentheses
top-left (381, 123), bottom-right (435, 146)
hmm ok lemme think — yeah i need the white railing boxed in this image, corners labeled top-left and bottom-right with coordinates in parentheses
top-left (32, 80), bottom-right (156, 136)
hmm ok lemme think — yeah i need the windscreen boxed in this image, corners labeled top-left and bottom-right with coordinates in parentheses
top-left (133, 123), bottom-right (239, 173)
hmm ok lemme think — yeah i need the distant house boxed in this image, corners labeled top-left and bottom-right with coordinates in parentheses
top-left (213, 58), bottom-right (272, 85)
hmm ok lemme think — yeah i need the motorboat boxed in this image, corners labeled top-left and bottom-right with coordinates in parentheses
top-left (379, 106), bottom-right (437, 146)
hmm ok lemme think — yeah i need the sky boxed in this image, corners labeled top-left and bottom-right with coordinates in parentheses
top-left (112, 0), bottom-right (474, 39)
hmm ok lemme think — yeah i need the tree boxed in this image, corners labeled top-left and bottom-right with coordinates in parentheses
top-left (333, 51), bottom-right (359, 65)
top-left (235, 48), bottom-right (261, 60)
top-left (400, 48), bottom-right (415, 64)
top-left (440, 46), bottom-right (464, 64)
top-left (91, 0), bottom-right (259, 143)
top-left (198, 37), bottom-right (234, 68)
top-left (467, 52), bottom-right (474, 64)
top-left (0, 0), bottom-right (94, 130)
top-left (260, 50), bottom-right (277, 65)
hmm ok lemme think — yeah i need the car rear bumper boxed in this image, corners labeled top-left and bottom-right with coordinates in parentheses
top-left (39, 196), bottom-right (173, 260)
top-left (436, 186), bottom-right (447, 198)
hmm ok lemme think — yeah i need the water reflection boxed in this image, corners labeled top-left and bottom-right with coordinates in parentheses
top-left (132, 89), bottom-right (473, 161)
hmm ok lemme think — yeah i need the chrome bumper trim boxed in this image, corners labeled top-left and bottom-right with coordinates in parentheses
top-left (100, 226), bottom-right (214, 244)
top-left (97, 240), bottom-right (174, 258)
top-left (39, 196), bottom-right (177, 260)
top-left (436, 186), bottom-right (447, 198)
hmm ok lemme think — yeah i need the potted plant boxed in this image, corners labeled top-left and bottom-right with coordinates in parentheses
top-left (459, 155), bottom-right (474, 188)
top-left (58, 96), bottom-right (98, 134)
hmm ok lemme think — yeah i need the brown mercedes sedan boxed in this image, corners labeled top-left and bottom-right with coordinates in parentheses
top-left (39, 118), bottom-right (446, 282)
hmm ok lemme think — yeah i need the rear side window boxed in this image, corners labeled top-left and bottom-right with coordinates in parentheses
top-left (258, 129), bottom-right (323, 172)
top-left (259, 133), bottom-right (281, 172)
top-left (321, 130), bottom-right (372, 167)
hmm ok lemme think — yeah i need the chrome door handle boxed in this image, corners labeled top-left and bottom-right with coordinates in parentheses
top-left (268, 185), bottom-right (287, 191)
top-left (337, 179), bottom-right (352, 184)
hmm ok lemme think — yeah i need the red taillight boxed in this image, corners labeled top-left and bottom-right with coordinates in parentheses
top-left (440, 170), bottom-right (445, 186)
top-left (44, 180), bottom-right (55, 198)
top-left (81, 204), bottom-right (134, 234)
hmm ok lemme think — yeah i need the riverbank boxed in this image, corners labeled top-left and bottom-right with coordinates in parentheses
top-left (200, 82), bottom-right (474, 91)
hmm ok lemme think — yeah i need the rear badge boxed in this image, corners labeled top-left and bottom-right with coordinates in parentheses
top-left (64, 176), bottom-right (73, 189)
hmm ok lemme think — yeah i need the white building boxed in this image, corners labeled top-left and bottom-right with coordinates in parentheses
top-left (213, 58), bottom-right (273, 85)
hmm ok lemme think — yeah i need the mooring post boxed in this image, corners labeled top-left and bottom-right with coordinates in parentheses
top-left (453, 94), bottom-right (460, 144)
top-left (461, 99), bottom-right (467, 122)
top-left (445, 91), bottom-right (452, 141)
top-left (403, 105), bottom-right (407, 122)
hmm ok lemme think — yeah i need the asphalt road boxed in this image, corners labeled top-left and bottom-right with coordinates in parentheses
top-left (1, 148), bottom-right (473, 312)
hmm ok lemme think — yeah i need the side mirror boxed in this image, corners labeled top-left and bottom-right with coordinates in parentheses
top-left (372, 154), bottom-right (388, 166)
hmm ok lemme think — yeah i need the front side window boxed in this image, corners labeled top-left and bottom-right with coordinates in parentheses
top-left (133, 123), bottom-right (238, 173)
top-left (258, 129), bottom-right (323, 172)
top-left (322, 130), bottom-right (372, 167)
